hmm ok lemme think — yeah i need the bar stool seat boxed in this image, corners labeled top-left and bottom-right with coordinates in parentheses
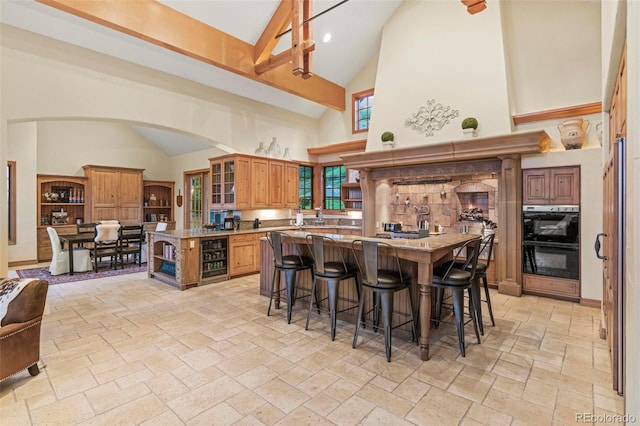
top-left (266, 231), bottom-right (315, 324)
top-left (305, 234), bottom-right (360, 341)
top-left (351, 239), bottom-right (417, 362)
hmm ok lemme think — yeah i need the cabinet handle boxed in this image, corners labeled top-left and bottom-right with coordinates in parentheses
top-left (594, 233), bottom-right (607, 260)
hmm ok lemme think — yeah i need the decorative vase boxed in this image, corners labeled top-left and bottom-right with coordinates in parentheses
top-left (267, 137), bottom-right (281, 158)
top-left (254, 142), bottom-right (267, 156)
top-left (558, 118), bottom-right (589, 150)
top-left (462, 128), bottom-right (476, 138)
top-left (282, 147), bottom-right (291, 160)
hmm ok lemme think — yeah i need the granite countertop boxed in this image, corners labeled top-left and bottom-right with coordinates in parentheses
top-left (147, 225), bottom-right (362, 239)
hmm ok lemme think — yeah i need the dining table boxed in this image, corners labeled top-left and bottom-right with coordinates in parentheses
top-left (59, 232), bottom-right (96, 275)
top-left (260, 230), bottom-right (482, 361)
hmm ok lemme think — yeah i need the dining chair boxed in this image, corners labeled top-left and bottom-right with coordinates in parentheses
top-left (92, 223), bottom-right (121, 272)
top-left (46, 227), bottom-right (92, 275)
top-left (118, 225), bottom-right (145, 266)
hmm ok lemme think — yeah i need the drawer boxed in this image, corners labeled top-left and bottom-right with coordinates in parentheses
top-left (229, 232), bottom-right (265, 243)
top-left (523, 274), bottom-right (579, 299)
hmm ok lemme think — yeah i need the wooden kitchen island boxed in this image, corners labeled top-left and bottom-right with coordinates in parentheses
top-left (259, 231), bottom-right (481, 361)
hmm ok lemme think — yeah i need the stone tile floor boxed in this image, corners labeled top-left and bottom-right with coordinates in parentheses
top-left (0, 270), bottom-right (625, 425)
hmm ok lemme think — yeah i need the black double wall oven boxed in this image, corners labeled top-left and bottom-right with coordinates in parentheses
top-left (522, 205), bottom-right (580, 280)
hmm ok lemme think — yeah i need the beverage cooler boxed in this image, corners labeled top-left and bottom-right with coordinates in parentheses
top-left (200, 237), bottom-right (228, 283)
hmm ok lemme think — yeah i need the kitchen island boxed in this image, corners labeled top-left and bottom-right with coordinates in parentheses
top-left (146, 226), bottom-right (361, 290)
top-left (259, 230), bottom-right (480, 361)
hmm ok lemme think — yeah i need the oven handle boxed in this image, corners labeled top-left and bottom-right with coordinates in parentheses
top-left (594, 233), bottom-right (608, 260)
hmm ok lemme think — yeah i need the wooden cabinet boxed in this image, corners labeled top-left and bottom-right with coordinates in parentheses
top-left (210, 155), bottom-right (251, 210)
top-left (37, 174), bottom-right (88, 261)
top-left (341, 183), bottom-right (362, 210)
top-left (523, 274), bottom-right (579, 301)
top-left (284, 162), bottom-right (300, 209)
top-left (522, 166), bottom-right (580, 205)
top-left (229, 232), bottom-right (265, 277)
top-left (148, 234), bottom-right (200, 290)
top-left (210, 154), bottom-right (299, 210)
top-left (143, 180), bottom-right (175, 229)
top-left (83, 165), bottom-right (144, 224)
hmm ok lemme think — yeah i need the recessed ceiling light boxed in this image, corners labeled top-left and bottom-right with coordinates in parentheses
top-left (322, 33), bottom-right (332, 43)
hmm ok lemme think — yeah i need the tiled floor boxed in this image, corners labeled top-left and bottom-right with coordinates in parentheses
top-left (0, 270), bottom-right (625, 425)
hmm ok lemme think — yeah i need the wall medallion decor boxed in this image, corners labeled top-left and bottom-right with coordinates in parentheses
top-left (405, 99), bottom-right (459, 137)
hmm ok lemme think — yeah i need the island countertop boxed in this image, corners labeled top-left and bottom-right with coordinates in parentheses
top-left (146, 225), bottom-right (363, 239)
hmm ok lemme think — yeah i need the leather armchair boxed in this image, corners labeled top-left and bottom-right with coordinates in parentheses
top-left (0, 279), bottom-right (49, 381)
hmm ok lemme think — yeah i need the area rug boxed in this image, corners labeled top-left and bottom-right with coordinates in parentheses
top-left (16, 262), bottom-right (146, 286)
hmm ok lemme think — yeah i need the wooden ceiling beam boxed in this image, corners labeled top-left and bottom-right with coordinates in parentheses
top-left (254, 0), bottom-right (292, 65)
top-left (36, 0), bottom-right (345, 111)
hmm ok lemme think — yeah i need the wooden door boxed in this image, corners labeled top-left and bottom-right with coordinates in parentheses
top-left (600, 44), bottom-right (626, 394)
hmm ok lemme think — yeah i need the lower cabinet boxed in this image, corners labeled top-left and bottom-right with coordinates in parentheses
top-left (523, 273), bottom-right (579, 301)
top-left (148, 235), bottom-right (200, 290)
top-left (229, 232), bottom-right (265, 277)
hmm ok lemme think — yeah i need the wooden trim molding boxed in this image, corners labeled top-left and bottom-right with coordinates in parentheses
top-left (340, 130), bottom-right (550, 170)
top-left (512, 102), bottom-right (602, 125)
top-left (307, 139), bottom-right (367, 156)
top-left (580, 297), bottom-right (602, 308)
top-left (7, 161), bottom-right (16, 245)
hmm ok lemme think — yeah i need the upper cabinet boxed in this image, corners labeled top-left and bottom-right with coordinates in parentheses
top-left (523, 166), bottom-right (580, 205)
top-left (210, 155), bottom-right (251, 210)
top-left (83, 165), bottom-right (144, 224)
top-left (209, 154), bottom-right (299, 210)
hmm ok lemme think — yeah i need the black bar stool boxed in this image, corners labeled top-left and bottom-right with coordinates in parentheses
top-left (440, 232), bottom-right (496, 334)
top-left (266, 231), bottom-right (315, 324)
top-left (351, 239), bottom-right (417, 362)
top-left (305, 234), bottom-right (360, 341)
top-left (431, 237), bottom-right (482, 357)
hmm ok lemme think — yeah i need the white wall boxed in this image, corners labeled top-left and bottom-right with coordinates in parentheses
top-left (368, 0), bottom-right (512, 150)
top-left (7, 122), bottom-right (38, 262)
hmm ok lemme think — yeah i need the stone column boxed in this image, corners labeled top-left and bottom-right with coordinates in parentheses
top-left (497, 155), bottom-right (523, 296)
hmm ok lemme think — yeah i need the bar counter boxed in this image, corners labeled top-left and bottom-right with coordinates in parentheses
top-left (259, 230), bottom-right (481, 361)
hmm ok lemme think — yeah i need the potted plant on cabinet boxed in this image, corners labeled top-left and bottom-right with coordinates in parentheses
top-left (461, 117), bottom-right (478, 138)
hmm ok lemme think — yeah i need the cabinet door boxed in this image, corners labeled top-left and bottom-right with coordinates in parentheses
top-left (251, 158), bottom-right (269, 208)
top-left (229, 234), bottom-right (261, 276)
top-left (210, 160), bottom-right (223, 208)
top-left (549, 167), bottom-right (580, 205)
top-left (269, 160), bottom-right (285, 208)
top-left (284, 162), bottom-right (299, 209)
top-left (522, 169), bottom-right (549, 205)
top-left (119, 169), bottom-right (143, 224)
top-left (91, 168), bottom-right (118, 209)
top-left (233, 156), bottom-right (252, 210)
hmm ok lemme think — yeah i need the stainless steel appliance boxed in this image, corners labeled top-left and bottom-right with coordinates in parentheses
top-left (383, 222), bottom-right (402, 232)
top-left (223, 217), bottom-right (235, 230)
top-left (522, 205), bottom-right (579, 280)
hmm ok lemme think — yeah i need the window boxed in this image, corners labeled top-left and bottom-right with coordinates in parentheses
top-left (323, 165), bottom-right (346, 210)
top-left (298, 165), bottom-right (313, 210)
top-left (7, 161), bottom-right (16, 244)
top-left (352, 88), bottom-right (374, 133)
